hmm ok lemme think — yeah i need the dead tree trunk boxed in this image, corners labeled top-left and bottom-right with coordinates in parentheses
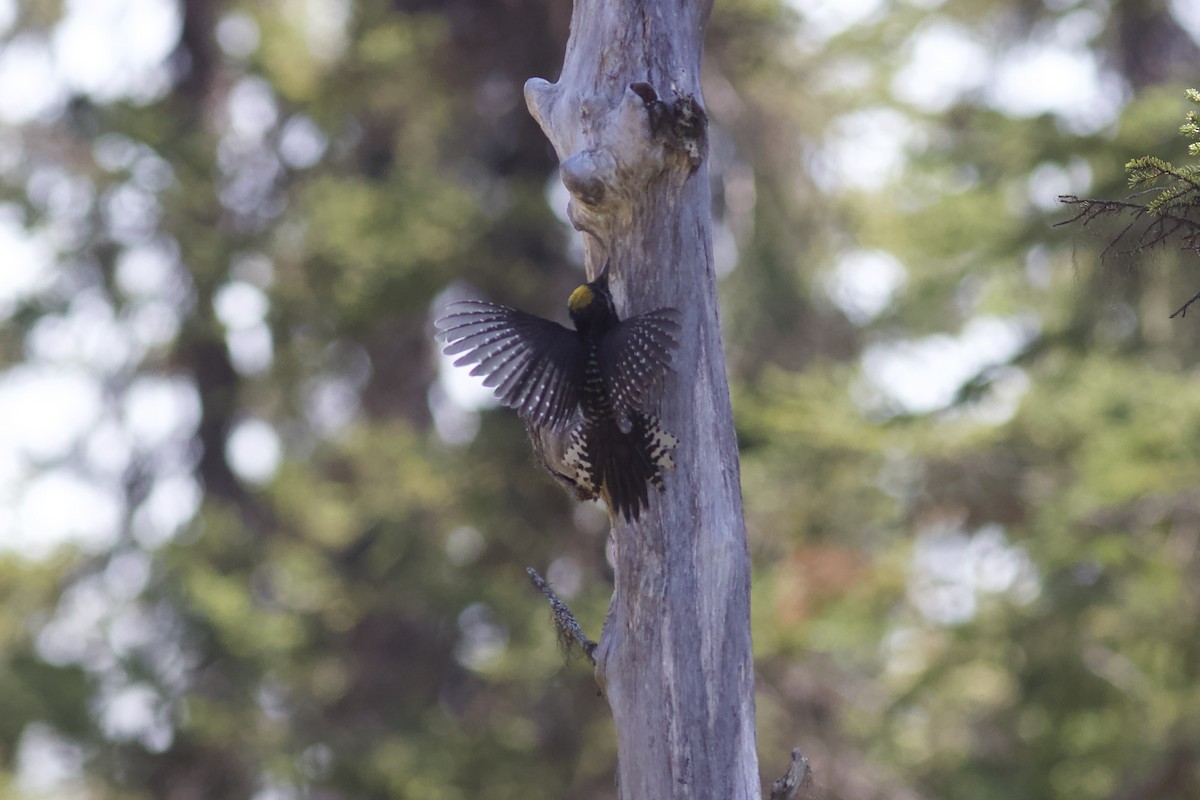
top-left (525, 2), bottom-right (760, 797)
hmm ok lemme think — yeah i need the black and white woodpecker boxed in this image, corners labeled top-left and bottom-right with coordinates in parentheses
top-left (435, 267), bottom-right (680, 522)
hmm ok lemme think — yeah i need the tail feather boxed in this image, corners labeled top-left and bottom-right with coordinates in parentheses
top-left (587, 412), bottom-right (678, 522)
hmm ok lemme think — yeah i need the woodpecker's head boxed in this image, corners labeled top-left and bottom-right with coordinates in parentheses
top-left (567, 265), bottom-right (617, 332)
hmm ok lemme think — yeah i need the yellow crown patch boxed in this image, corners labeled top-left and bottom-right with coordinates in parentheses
top-left (568, 285), bottom-right (594, 312)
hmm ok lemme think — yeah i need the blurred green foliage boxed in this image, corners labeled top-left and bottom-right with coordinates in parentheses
top-left (1, 0), bottom-right (1200, 798)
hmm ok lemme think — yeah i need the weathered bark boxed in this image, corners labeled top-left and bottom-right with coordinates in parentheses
top-left (525, 2), bottom-right (760, 798)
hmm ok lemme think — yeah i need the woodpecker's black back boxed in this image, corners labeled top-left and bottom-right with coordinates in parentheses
top-left (435, 272), bottom-right (680, 521)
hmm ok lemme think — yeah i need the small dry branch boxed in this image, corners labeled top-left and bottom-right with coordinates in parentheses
top-left (768, 749), bottom-right (811, 800)
top-left (526, 567), bottom-right (597, 664)
top-left (1169, 289), bottom-right (1200, 319)
top-left (1057, 195), bottom-right (1200, 259)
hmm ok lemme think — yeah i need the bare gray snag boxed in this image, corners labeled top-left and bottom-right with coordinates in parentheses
top-left (525, 2), bottom-right (760, 798)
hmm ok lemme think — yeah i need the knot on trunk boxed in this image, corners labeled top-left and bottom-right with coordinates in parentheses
top-left (525, 78), bottom-right (708, 236)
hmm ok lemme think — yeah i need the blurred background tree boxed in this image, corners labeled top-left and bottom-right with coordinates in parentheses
top-left (0, 0), bottom-right (1198, 798)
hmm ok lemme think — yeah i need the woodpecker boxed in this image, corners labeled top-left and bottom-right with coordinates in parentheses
top-left (435, 268), bottom-right (680, 522)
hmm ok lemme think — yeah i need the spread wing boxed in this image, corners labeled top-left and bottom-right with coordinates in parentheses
top-left (599, 308), bottom-right (681, 421)
top-left (435, 300), bottom-right (584, 430)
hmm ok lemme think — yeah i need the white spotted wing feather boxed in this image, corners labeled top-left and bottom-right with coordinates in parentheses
top-left (436, 301), bottom-right (585, 431)
top-left (599, 308), bottom-right (681, 426)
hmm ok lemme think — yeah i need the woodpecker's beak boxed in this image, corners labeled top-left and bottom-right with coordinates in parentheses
top-left (592, 261), bottom-right (611, 289)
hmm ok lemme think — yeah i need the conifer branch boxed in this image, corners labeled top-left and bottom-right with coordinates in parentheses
top-left (1056, 89), bottom-right (1200, 317)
